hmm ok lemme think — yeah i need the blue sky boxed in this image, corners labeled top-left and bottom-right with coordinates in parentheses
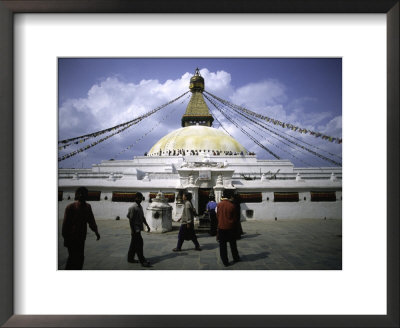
top-left (58, 58), bottom-right (342, 168)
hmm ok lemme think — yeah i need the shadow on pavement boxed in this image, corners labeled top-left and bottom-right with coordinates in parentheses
top-left (241, 251), bottom-right (271, 262)
top-left (149, 251), bottom-right (189, 264)
top-left (238, 233), bottom-right (261, 239)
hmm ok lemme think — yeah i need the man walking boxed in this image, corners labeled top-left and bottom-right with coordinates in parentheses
top-left (127, 192), bottom-right (151, 267)
top-left (173, 192), bottom-right (201, 252)
top-left (216, 189), bottom-right (240, 267)
top-left (62, 187), bottom-right (100, 270)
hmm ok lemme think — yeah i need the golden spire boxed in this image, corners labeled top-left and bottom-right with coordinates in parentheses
top-left (189, 68), bottom-right (204, 92)
top-left (181, 68), bottom-right (214, 127)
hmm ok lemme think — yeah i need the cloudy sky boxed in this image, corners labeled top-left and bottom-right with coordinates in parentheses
top-left (58, 58), bottom-right (342, 168)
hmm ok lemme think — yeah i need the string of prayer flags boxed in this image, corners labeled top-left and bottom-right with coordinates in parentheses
top-left (58, 91), bottom-right (189, 162)
top-left (205, 91), bottom-right (342, 144)
top-left (58, 91), bottom-right (189, 146)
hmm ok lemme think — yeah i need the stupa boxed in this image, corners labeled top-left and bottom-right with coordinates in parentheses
top-left (58, 69), bottom-right (342, 223)
top-left (148, 68), bottom-right (246, 157)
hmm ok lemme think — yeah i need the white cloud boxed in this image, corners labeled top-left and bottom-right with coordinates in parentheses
top-left (59, 75), bottom-right (187, 138)
top-left (318, 115), bottom-right (342, 136)
top-left (201, 68), bottom-right (233, 94)
top-left (230, 80), bottom-right (287, 107)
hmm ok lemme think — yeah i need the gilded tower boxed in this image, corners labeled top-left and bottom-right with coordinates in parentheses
top-left (147, 68), bottom-right (246, 156)
top-left (181, 68), bottom-right (214, 127)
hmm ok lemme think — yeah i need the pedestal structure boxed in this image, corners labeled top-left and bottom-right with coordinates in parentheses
top-left (213, 174), bottom-right (224, 203)
top-left (146, 192), bottom-right (172, 233)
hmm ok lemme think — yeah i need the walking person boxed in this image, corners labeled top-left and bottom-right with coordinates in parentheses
top-left (231, 193), bottom-right (244, 239)
top-left (216, 189), bottom-right (240, 267)
top-left (62, 187), bottom-right (100, 270)
top-left (127, 192), bottom-right (151, 267)
top-left (206, 195), bottom-right (217, 236)
top-left (173, 192), bottom-right (201, 252)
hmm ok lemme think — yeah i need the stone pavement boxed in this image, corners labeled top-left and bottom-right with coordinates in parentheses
top-left (58, 219), bottom-right (342, 270)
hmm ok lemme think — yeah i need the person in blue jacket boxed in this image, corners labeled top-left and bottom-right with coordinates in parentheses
top-left (206, 195), bottom-right (217, 236)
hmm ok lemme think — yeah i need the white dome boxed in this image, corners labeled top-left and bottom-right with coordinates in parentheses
top-left (148, 126), bottom-right (246, 156)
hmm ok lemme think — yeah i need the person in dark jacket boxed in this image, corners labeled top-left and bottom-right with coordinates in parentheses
top-left (62, 187), bottom-right (100, 270)
top-left (231, 193), bottom-right (244, 239)
top-left (127, 192), bottom-right (151, 267)
top-left (173, 192), bottom-right (201, 252)
top-left (216, 189), bottom-right (240, 267)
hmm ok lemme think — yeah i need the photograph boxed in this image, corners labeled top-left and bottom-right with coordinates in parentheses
top-left (58, 58), bottom-right (342, 270)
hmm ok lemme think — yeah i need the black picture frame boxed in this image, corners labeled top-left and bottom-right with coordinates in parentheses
top-left (0, 1), bottom-right (398, 327)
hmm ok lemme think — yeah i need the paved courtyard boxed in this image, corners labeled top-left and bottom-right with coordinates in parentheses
top-left (58, 218), bottom-right (342, 270)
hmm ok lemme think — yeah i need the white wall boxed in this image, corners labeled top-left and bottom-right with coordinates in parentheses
top-left (58, 190), bottom-right (342, 221)
top-left (58, 191), bottom-right (178, 220)
top-left (238, 191), bottom-right (342, 220)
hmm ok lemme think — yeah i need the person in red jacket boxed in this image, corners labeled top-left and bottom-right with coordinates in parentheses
top-left (216, 189), bottom-right (240, 267)
top-left (62, 187), bottom-right (100, 270)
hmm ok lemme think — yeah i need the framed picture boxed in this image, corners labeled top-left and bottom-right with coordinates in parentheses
top-left (1, 0), bottom-right (398, 327)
